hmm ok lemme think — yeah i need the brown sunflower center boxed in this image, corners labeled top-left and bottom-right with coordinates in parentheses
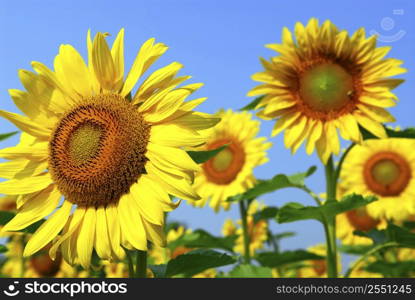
top-left (30, 247), bottom-right (62, 277)
top-left (346, 208), bottom-right (380, 231)
top-left (363, 151), bottom-right (411, 196)
top-left (312, 259), bottom-right (326, 276)
top-left (49, 93), bottom-right (150, 207)
top-left (202, 138), bottom-right (245, 185)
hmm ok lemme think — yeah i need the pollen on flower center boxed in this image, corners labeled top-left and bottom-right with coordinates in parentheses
top-left (363, 151), bottom-right (411, 196)
top-left (299, 63), bottom-right (354, 113)
top-left (68, 123), bottom-right (103, 165)
top-left (49, 93), bottom-right (150, 207)
top-left (203, 138), bottom-right (245, 185)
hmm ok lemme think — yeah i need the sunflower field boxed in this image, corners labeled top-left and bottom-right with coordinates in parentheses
top-left (1, 1), bottom-right (415, 279)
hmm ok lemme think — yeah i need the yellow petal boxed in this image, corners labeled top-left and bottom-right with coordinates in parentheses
top-left (49, 207), bottom-right (85, 261)
top-left (353, 111), bottom-right (387, 138)
top-left (86, 29), bottom-right (100, 93)
top-left (306, 120), bottom-right (323, 155)
top-left (0, 160), bottom-right (47, 180)
top-left (117, 193), bottom-right (147, 250)
top-left (316, 131), bottom-right (331, 164)
top-left (146, 163), bottom-right (200, 201)
top-left (0, 143), bottom-right (48, 160)
top-left (284, 116), bottom-right (307, 149)
top-left (147, 142), bottom-right (199, 172)
top-left (94, 206), bottom-right (111, 260)
top-left (142, 218), bottom-right (166, 247)
top-left (76, 207), bottom-right (96, 268)
top-left (2, 185), bottom-right (60, 232)
top-left (121, 38), bottom-right (168, 97)
top-left (0, 173), bottom-right (52, 195)
top-left (130, 179), bottom-right (165, 225)
top-left (58, 44), bottom-right (93, 97)
top-left (105, 204), bottom-right (124, 259)
top-left (0, 110), bottom-right (50, 140)
top-left (23, 200), bottom-right (72, 257)
top-left (326, 122), bottom-right (340, 155)
top-left (271, 111), bottom-right (301, 136)
top-left (111, 28), bottom-right (125, 91)
top-left (92, 32), bottom-right (116, 90)
top-left (357, 104), bottom-right (396, 123)
top-left (149, 124), bottom-right (205, 148)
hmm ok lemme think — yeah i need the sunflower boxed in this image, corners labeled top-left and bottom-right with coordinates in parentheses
top-left (341, 138), bottom-right (415, 221)
top-left (336, 183), bottom-right (386, 245)
top-left (249, 18), bottom-right (406, 163)
top-left (149, 225), bottom-right (216, 278)
top-left (103, 261), bottom-right (154, 278)
top-left (1, 237), bottom-right (76, 278)
top-left (191, 110), bottom-right (271, 212)
top-left (0, 29), bottom-right (218, 268)
top-left (336, 207), bottom-right (386, 245)
top-left (298, 244), bottom-right (341, 278)
top-left (222, 201), bottom-right (268, 256)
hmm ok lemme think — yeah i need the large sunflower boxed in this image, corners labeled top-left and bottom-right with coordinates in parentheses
top-left (191, 110), bottom-right (271, 212)
top-left (341, 138), bottom-right (415, 221)
top-left (249, 18), bottom-right (406, 163)
top-left (0, 29), bottom-right (218, 268)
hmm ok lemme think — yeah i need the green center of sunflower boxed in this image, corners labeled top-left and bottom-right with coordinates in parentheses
top-left (363, 151), bottom-right (412, 196)
top-left (49, 94), bottom-right (150, 207)
top-left (372, 160), bottom-right (400, 186)
top-left (212, 149), bottom-right (234, 172)
top-left (203, 139), bottom-right (246, 185)
top-left (68, 123), bottom-right (102, 166)
top-left (300, 63), bottom-right (354, 112)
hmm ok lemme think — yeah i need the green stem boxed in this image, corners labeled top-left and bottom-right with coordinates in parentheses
top-left (344, 242), bottom-right (399, 278)
top-left (324, 156), bottom-right (338, 278)
top-left (125, 250), bottom-right (135, 278)
top-left (135, 250), bottom-right (147, 278)
top-left (239, 200), bottom-right (251, 264)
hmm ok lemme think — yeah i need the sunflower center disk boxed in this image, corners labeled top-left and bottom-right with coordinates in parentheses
top-left (346, 208), bottom-right (380, 231)
top-left (203, 139), bottom-right (245, 185)
top-left (49, 94), bottom-right (150, 207)
top-left (364, 151), bottom-right (412, 196)
top-left (300, 63), bottom-right (354, 113)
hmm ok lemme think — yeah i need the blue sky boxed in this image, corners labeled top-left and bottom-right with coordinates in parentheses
top-left (1, 0), bottom-right (414, 271)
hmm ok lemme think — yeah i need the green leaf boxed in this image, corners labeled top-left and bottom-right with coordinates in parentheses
top-left (365, 261), bottom-right (415, 277)
top-left (0, 245), bottom-right (7, 253)
top-left (227, 166), bottom-right (317, 202)
top-left (0, 131), bottom-right (18, 142)
top-left (165, 249), bottom-right (236, 277)
top-left (256, 250), bottom-right (324, 268)
top-left (187, 145), bottom-right (227, 164)
top-left (355, 224), bottom-right (415, 247)
top-left (239, 96), bottom-right (264, 111)
top-left (338, 245), bottom-right (374, 255)
top-left (169, 229), bottom-right (237, 252)
top-left (277, 194), bottom-right (377, 224)
top-left (273, 231), bottom-right (296, 241)
top-left (360, 126), bottom-right (415, 140)
top-left (228, 264), bottom-right (272, 278)
top-left (148, 264), bottom-right (167, 278)
top-left (253, 206), bottom-right (279, 223)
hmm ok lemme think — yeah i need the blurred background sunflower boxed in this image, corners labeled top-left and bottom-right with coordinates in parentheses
top-left (190, 110), bottom-right (271, 212)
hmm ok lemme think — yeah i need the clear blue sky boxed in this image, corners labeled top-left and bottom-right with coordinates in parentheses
top-left (1, 0), bottom-right (414, 271)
